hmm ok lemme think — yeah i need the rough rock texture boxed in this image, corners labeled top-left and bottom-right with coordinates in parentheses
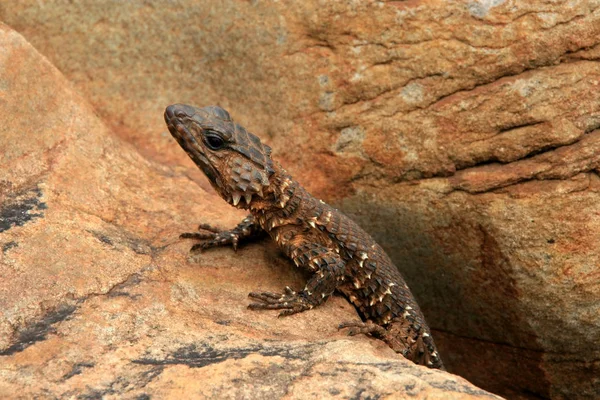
top-left (1, 1), bottom-right (600, 399)
top-left (0, 25), bottom-right (498, 400)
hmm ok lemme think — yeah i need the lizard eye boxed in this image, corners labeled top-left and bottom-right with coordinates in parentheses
top-left (204, 134), bottom-right (225, 150)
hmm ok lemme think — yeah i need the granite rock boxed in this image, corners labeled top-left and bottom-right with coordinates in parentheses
top-left (2, 1), bottom-right (600, 398)
top-left (0, 25), bottom-right (499, 400)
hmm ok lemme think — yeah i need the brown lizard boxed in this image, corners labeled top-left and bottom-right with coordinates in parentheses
top-left (164, 104), bottom-right (444, 369)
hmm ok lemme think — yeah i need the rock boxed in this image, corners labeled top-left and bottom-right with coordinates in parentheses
top-left (0, 25), bottom-right (498, 399)
top-left (2, 1), bottom-right (600, 398)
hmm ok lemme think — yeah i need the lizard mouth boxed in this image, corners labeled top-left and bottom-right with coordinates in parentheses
top-left (165, 119), bottom-right (221, 185)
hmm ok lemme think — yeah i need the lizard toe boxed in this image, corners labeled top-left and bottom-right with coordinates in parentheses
top-left (338, 320), bottom-right (387, 337)
top-left (248, 291), bottom-right (286, 301)
top-left (190, 243), bottom-right (206, 253)
top-left (180, 232), bottom-right (215, 240)
top-left (338, 321), bottom-right (365, 331)
top-left (197, 223), bottom-right (221, 233)
top-left (277, 305), bottom-right (310, 317)
top-left (248, 288), bottom-right (312, 316)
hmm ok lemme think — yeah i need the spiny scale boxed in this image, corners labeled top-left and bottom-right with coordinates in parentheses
top-left (165, 104), bottom-right (444, 369)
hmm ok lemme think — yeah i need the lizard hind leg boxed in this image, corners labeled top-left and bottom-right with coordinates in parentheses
top-left (340, 320), bottom-right (444, 369)
top-left (339, 320), bottom-right (429, 365)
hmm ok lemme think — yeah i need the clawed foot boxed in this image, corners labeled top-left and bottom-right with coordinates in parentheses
top-left (338, 320), bottom-right (387, 337)
top-left (248, 286), bottom-right (313, 317)
top-left (180, 223), bottom-right (240, 252)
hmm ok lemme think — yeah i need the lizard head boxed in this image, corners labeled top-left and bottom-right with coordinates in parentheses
top-left (165, 104), bottom-right (274, 209)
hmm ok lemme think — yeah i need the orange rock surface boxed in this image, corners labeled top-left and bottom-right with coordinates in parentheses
top-left (1, 1), bottom-right (599, 398)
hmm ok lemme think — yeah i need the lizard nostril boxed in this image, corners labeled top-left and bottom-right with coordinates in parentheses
top-left (165, 104), bottom-right (189, 120)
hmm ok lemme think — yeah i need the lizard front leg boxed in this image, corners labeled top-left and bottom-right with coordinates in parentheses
top-left (180, 215), bottom-right (263, 252)
top-left (248, 239), bottom-right (346, 317)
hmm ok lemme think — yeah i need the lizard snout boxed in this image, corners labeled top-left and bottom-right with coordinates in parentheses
top-left (164, 104), bottom-right (196, 124)
top-left (164, 104), bottom-right (177, 122)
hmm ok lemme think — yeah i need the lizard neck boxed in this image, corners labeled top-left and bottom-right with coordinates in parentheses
top-left (246, 161), bottom-right (298, 213)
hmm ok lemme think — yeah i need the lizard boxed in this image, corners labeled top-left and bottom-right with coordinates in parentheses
top-left (164, 103), bottom-right (444, 369)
